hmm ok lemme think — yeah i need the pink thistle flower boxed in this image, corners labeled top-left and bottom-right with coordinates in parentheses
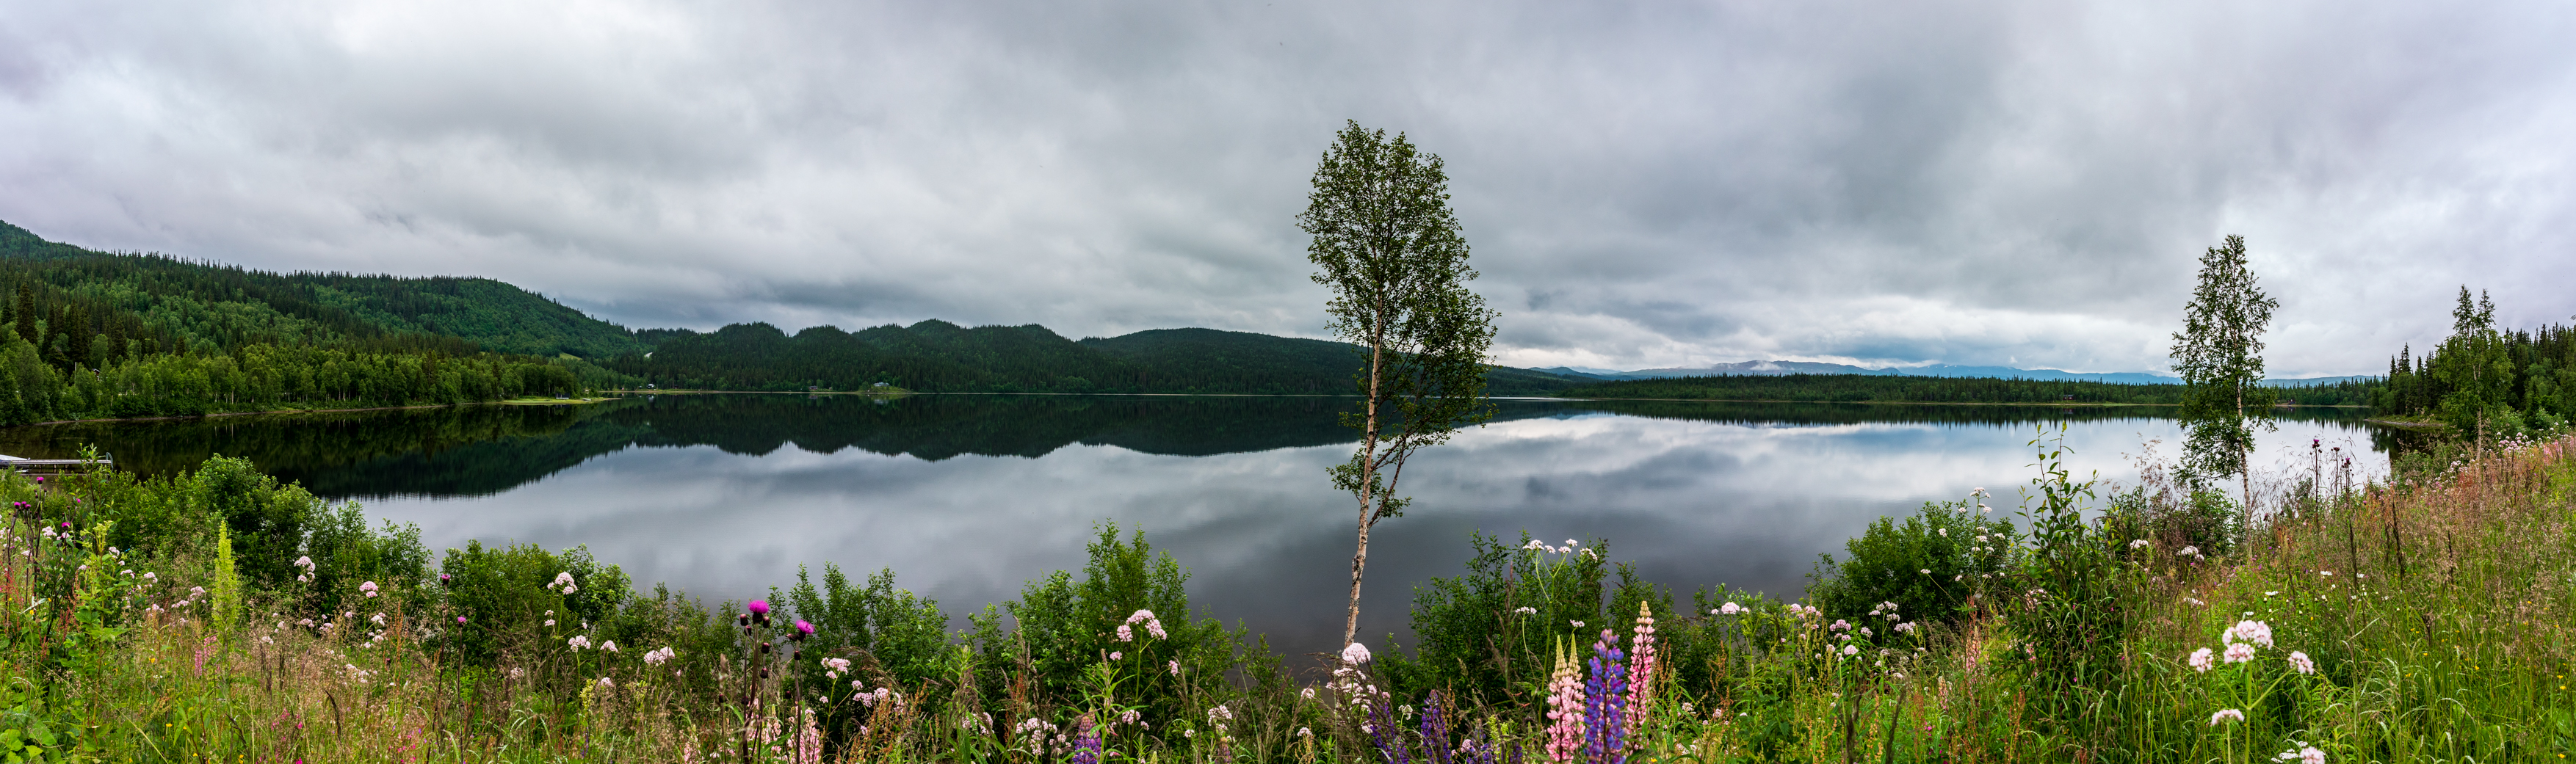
top-left (747, 600), bottom-right (770, 616)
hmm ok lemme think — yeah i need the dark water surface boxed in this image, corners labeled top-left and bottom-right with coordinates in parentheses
top-left (0, 394), bottom-right (2384, 657)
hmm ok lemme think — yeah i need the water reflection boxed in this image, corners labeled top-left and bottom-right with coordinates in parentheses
top-left (0, 394), bottom-right (2382, 657)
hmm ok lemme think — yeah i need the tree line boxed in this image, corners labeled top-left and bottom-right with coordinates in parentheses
top-left (2375, 287), bottom-right (2576, 437)
top-left (1555, 371), bottom-right (2381, 406)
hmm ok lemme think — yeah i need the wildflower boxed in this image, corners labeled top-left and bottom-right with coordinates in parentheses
top-left (2225, 619), bottom-right (2276, 647)
top-left (2129, 539), bottom-right (2151, 550)
top-left (370, 613), bottom-right (386, 625)
top-left (597, 677), bottom-right (615, 689)
top-left (1342, 642), bottom-right (1372, 664)
top-left (2189, 647), bottom-right (2215, 672)
top-left (1115, 624), bottom-right (1134, 641)
top-left (1918, 569), bottom-right (1931, 575)
top-left (2224, 643), bottom-right (2256, 663)
top-left (144, 572), bottom-right (156, 581)
top-left (2210, 709), bottom-right (2245, 725)
top-left (294, 556), bottom-right (315, 570)
top-left (1109, 651), bottom-right (1123, 661)
top-left (822, 657), bottom-right (851, 673)
top-left (1208, 705), bottom-right (1234, 721)
top-left (1300, 687), bottom-right (1315, 699)
top-left (2288, 651), bottom-right (2316, 674)
top-left (1515, 606), bottom-right (1538, 615)
top-left (545, 619), bottom-right (557, 627)
top-left (2298, 746), bottom-right (2326, 764)
top-left (646, 647), bottom-right (677, 666)
top-left (601, 640), bottom-right (619, 652)
top-left (794, 620), bottom-right (814, 641)
top-left (2183, 597), bottom-right (2204, 606)
top-left (1718, 601), bottom-right (1744, 615)
top-left (747, 599), bottom-right (770, 616)
top-left (2179, 545), bottom-right (2199, 556)
top-left (1571, 620), bottom-right (1585, 628)
top-left (358, 581), bottom-right (378, 598)
top-left (1126, 608), bottom-right (1157, 624)
top-left (1894, 622), bottom-right (1917, 633)
top-left (568, 635), bottom-right (593, 651)
top-left (1168, 660), bottom-right (1181, 676)
top-left (1839, 644), bottom-right (1858, 656)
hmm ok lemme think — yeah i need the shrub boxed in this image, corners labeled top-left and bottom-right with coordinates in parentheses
top-left (1806, 498), bottom-right (2015, 626)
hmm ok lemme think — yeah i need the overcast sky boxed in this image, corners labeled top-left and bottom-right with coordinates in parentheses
top-left (3, 1), bottom-right (2571, 375)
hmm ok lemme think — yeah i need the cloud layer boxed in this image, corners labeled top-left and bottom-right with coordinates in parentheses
top-left (4, 0), bottom-right (2572, 374)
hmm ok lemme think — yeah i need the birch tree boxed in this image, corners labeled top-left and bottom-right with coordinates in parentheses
top-left (1298, 121), bottom-right (1497, 646)
top-left (2170, 234), bottom-right (2279, 536)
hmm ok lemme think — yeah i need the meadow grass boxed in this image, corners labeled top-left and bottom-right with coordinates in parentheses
top-left (0, 432), bottom-right (2569, 762)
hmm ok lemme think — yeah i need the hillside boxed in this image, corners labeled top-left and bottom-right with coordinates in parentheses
top-left (609, 322), bottom-right (1593, 395)
top-left (0, 220), bottom-right (647, 358)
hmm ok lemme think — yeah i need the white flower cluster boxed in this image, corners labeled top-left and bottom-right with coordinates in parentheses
top-left (550, 571), bottom-right (578, 595)
top-left (294, 556), bottom-right (316, 583)
top-left (644, 646), bottom-right (678, 666)
top-left (568, 635), bottom-right (593, 651)
top-left (822, 657), bottom-right (852, 679)
top-left (359, 581), bottom-right (379, 598)
top-left (1713, 602), bottom-right (1744, 616)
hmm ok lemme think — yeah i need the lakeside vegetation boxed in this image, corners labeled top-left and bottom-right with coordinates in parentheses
top-left (0, 421), bottom-right (2566, 761)
top-left (1555, 372), bottom-right (2383, 407)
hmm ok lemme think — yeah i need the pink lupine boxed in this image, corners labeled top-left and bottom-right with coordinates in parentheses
top-left (1543, 647), bottom-right (1585, 763)
top-left (1625, 602), bottom-right (1657, 743)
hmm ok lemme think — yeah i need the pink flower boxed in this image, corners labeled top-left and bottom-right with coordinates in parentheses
top-left (2287, 651), bottom-right (2315, 674)
top-left (1115, 624), bottom-right (1134, 642)
top-left (795, 620), bottom-right (816, 639)
top-left (2224, 619), bottom-right (2274, 648)
top-left (1168, 660), bottom-right (1180, 676)
top-left (1109, 651), bottom-right (1122, 661)
top-left (747, 600), bottom-right (770, 616)
top-left (1341, 642), bottom-right (1372, 664)
top-left (2223, 643), bottom-right (2256, 663)
top-left (2188, 647), bottom-right (2214, 672)
top-left (2298, 746), bottom-right (2325, 764)
top-left (2210, 709), bottom-right (2245, 725)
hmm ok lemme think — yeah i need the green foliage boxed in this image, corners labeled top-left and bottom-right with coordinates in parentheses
top-left (435, 540), bottom-right (630, 665)
top-left (1806, 500), bottom-right (2016, 627)
top-left (968, 523), bottom-right (1234, 725)
top-left (2171, 234), bottom-right (2281, 496)
top-left (1300, 120), bottom-right (1501, 642)
top-left (2002, 425), bottom-right (2135, 728)
top-left (1386, 533), bottom-right (1613, 705)
top-left (786, 564), bottom-right (951, 690)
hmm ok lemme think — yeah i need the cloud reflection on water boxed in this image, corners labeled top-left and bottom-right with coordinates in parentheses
top-left (363, 403), bottom-right (2378, 658)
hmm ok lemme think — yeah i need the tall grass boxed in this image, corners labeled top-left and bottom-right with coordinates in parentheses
top-left (0, 431), bottom-right (2570, 761)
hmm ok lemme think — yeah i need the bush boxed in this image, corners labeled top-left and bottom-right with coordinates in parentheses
top-left (1805, 498), bottom-right (2015, 626)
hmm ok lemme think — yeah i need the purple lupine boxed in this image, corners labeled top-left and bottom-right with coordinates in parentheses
top-left (1419, 690), bottom-right (1453, 764)
top-left (1584, 630), bottom-right (1628, 764)
top-left (1367, 692), bottom-right (1411, 764)
top-left (1070, 716), bottom-right (1101, 764)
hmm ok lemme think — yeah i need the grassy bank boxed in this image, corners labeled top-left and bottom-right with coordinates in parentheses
top-left (0, 429), bottom-right (2570, 761)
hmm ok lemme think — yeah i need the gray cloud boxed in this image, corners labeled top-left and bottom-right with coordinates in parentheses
top-left (3, 0), bottom-right (2572, 375)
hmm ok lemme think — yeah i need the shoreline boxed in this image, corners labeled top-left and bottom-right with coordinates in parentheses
top-left (3, 390), bottom-right (2378, 428)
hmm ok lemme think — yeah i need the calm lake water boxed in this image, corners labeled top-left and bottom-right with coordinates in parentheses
top-left (1, 394), bottom-right (2387, 657)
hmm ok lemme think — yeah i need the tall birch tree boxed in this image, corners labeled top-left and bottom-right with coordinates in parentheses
top-left (1298, 121), bottom-right (1498, 647)
top-left (2170, 234), bottom-right (2279, 536)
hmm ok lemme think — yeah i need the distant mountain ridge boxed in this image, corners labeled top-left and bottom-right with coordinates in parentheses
top-left (1538, 361), bottom-right (2370, 388)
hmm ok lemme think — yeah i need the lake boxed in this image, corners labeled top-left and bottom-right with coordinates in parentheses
top-left (0, 393), bottom-right (2387, 658)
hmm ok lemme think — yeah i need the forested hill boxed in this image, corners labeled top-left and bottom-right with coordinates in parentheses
top-left (0, 219), bottom-right (634, 425)
top-left (0, 220), bottom-right (647, 358)
top-left (601, 322), bottom-right (1593, 395)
